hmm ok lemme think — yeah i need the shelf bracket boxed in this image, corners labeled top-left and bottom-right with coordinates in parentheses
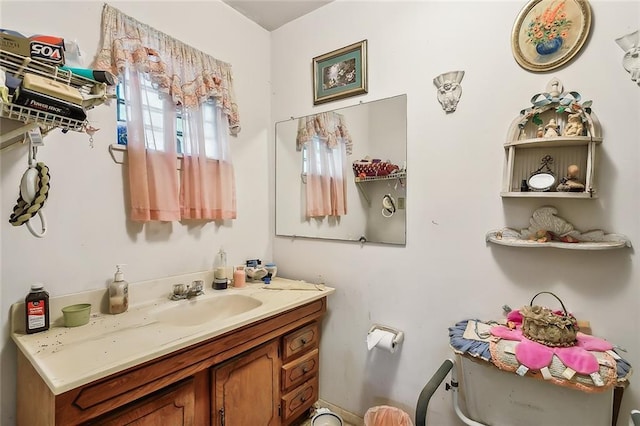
top-left (0, 120), bottom-right (39, 150)
top-left (355, 182), bottom-right (371, 205)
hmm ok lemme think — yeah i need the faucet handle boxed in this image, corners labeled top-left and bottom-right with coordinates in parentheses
top-left (171, 283), bottom-right (187, 300)
top-left (191, 280), bottom-right (204, 294)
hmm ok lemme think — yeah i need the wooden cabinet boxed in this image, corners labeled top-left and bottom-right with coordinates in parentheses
top-left (17, 297), bottom-right (327, 425)
top-left (84, 379), bottom-right (196, 425)
top-left (501, 78), bottom-right (602, 199)
top-left (212, 340), bottom-right (280, 426)
top-left (280, 323), bottom-right (321, 425)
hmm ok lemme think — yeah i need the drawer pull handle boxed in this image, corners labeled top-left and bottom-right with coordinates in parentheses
top-left (300, 338), bottom-right (307, 345)
top-left (302, 366), bottom-right (309, 373)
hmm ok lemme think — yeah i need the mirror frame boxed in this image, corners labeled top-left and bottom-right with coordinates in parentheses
top-left (528, 172), bottom-right (556, 191)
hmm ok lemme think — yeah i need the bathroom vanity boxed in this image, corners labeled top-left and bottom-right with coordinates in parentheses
top-left (11, 273), bottom-right (334, 425)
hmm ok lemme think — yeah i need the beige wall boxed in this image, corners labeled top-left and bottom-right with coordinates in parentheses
top-left (271, 1), bottom-right (640, 423)
top-left (0, 2), bottom-right (271, 424)
top-left (1, 1), bottom-right (639, 425)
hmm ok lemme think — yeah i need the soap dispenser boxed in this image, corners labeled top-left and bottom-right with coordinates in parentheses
top-left (109, 264), bottom-right (129, 314)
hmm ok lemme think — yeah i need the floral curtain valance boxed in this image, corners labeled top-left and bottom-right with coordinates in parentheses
top-left (296, 112), bottom-right (353, 155)
top-left (94, 4), bottom-right (240, 135)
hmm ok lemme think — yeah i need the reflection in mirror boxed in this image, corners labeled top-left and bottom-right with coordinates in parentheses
top-left (276, 94), bottom-right (407, 245)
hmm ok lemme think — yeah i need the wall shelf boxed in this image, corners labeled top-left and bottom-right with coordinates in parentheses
top-left (0, 49), bottom-right (108, 150)
top-left (354, 171), bottom-right (406, 204)
top-left (486, 206), bottom-right (631, 250)
top-left (502, 78), bottom-right (601, 199)
top-left (354, 170), bottom-right (406, 183)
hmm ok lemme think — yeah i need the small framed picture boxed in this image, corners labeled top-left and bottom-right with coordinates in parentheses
top-left (512, 0), bottom-right (592, 72)
top-left (313, 40), bottom-right (368, 105)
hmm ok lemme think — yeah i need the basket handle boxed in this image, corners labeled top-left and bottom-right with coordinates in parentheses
top-left (529, 291), bottom-right (569, 315)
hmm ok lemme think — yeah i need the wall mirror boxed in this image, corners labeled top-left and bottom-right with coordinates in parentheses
top-left (275, 94), bottom-right (407, 245)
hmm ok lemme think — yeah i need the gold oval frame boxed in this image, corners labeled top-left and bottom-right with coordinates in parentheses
top-left (512, 0), bottom-right (592, 72)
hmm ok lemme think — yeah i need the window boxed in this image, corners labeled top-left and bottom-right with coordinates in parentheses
top-left (116, 76), bottom-right (183, 154)
top-left (97, 4), bottom-right (239, 222)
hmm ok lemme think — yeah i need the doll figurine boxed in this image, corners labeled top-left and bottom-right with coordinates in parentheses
top-left (556, 164), bottom-right (585, 192)
top-left (544, 118), bottom-right (559, 137)
top-left (562, 113), bottom-right (585, 136)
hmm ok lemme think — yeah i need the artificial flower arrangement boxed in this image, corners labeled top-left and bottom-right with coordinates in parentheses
top-left (525, 0), bottom-right (572, 47)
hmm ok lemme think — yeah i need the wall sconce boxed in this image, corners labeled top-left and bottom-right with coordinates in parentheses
top-left (615, 30), bottom-right (640, 85)
top-left (433, 70), bottom-right (465, 113)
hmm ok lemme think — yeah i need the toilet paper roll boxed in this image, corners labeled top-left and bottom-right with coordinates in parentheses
top-left (367, 329), bottom-right (398, 353)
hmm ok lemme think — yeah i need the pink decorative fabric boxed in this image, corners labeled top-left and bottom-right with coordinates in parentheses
top-left (491, 323), bottom-right (613, 375)
top-left (124, 69), bottom-right (180, 222)
top-left (296, 112), bottom-right (353, 155)
top-left (305, 175), bottom-right (347, 218)
top-left (94, 4), bottom-right (240, 134)
top-left (490, 326), bottom-right (522, 341)
top-left (577, 333), bottom-right (614, 351)
top-left (515, 338), bottom-right (554, 370)
top-left (301, 116), bottom-right (350, 218)
top-left (179, 104), bottom-right (237, 220)
top-left (554, 346), bottom-right (599, 374)
top-left (180, 158), bottom-right (236, 220)
top-left (96, 5), bottom-right (238, 222)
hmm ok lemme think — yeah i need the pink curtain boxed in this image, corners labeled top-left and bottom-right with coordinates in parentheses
top-left (180, 104), bottom-right (236, 220)
top-left (95, 5), bottom-right (239, 222)
top-left (297, 112), bottom-right (350, 218)
top-left (94, 5), bottom-right (240, 127)
top-left (123, 68), bottom-right (180, 222)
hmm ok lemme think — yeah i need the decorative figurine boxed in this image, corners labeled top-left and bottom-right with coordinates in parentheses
top-left (544, 118), bottom-right (559, 137)
top-left (433, 70), bottom-right (464, 113)
top-left (615, 30), bottom-right (640, 85)
top-left (536, 126), bottom-right (544, 138)
top-left (562, 113), bottom-right (584, 136)
top-left (556, 164), bottom-right (585, 192)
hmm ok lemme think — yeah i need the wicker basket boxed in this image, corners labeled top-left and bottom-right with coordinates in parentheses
top-left (352, 161), bottom-right (399, 177)
top-left (521, 291), bottom-right (578, 347)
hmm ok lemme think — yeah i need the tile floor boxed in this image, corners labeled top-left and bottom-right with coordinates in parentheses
top-left (298, 401), bottom-right (362, 426)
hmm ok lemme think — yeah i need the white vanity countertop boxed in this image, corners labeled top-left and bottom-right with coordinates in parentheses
top-left (11, 272), bottom-right (334, 395)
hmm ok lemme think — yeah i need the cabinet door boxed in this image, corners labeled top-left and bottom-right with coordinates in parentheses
top-left (212, 340), bottom-right (280, 426)
top-left (85, 378), bottom-right (195, 425)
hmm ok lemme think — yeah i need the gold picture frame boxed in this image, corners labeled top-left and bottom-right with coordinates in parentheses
top-left (313, 40), bottom-right (368, 105)
top-left (512, 0), bottom-right (592, 72)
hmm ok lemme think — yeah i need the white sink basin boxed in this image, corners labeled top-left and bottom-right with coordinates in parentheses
top-left (154, 294), bottom-right (263, 326)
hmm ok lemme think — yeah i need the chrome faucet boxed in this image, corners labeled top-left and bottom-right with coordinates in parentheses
top-left (171, 280), bottom-right (204, 300)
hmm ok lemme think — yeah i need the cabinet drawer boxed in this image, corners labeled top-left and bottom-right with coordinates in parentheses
top-left (281, 376), bottom-right (318, 424)
top-left (281, 348), bottom-right (319, 392)
top-left (282, 323), bottom-right (318, 361)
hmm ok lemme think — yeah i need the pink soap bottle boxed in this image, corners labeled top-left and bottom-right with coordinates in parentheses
top-left (233, 266), bottom-right (246, 288)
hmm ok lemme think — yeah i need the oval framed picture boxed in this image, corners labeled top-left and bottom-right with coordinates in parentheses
top-left (512, 0), bottom-right (592, 72)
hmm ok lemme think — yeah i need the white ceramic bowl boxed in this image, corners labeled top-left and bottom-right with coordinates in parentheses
top-left (311, 411), bottom-right (343, 426)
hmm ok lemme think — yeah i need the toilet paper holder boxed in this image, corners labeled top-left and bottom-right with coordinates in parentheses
top-left (368, 324), bottom-right (404, 347)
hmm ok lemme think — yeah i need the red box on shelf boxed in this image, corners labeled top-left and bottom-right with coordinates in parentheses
top-left (0, 29), bottom-right (65, 65)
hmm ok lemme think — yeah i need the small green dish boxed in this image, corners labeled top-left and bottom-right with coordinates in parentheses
top-left (62, 303), bottom-right (92, 327)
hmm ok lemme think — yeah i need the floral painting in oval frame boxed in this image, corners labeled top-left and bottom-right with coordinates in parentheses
top-left (512, 0), bottom-right (592, 72)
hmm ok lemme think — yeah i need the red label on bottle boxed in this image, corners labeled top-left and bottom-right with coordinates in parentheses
top-left (27, 300), bottom-right (46, 329)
